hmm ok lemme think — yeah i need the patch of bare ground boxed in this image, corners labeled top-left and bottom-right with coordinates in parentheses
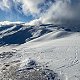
top-left (0, 59), bottom-right (60, 80)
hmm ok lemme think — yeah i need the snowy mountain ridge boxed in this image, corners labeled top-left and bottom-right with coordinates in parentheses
top-left (0, 22), bottom-right (80, 80)
top-left (0, 23), bottom-right (63, 46)
top-left (0, 22), bottom-right (78, 46)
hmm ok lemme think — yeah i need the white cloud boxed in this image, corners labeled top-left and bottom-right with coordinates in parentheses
top-left (21, 0), bottom-right (44, 15)
top-left (25, 18), bottom-right (42, 25)
top-left (0, 0), bottom-right (80, 26)
top-left (0, 0), bottom-right (45, 16)
top-left (41, 0), bottom-right (80, 25)
top-left (0, 0), bottom-right (11, 11)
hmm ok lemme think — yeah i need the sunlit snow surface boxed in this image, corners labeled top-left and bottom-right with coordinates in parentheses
top-left (0, 22), bottom-right (80, 80)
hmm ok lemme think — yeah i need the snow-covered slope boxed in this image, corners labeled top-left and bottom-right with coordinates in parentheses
top-left (14, 31), bottom-right (80, 80)
top-left (0, 23), bottom-right (54, 46)
top-left (0, 22), bottom-right (79, 46)
top-left (0, 23), bottom-right (80, 80)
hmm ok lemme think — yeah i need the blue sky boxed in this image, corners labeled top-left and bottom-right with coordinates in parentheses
top-left (0, 0), bottom-right (53, 22)
top-left (0, 0), bottom-right (45, 22)
top-left (0, 0), bottom-right (35, 22)
top-left (0, 9), bottom-right (34, 22)
top-left (0, 0), bottom-right (80, 25)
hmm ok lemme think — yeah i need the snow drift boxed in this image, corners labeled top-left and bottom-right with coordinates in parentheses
top-left (0, 22), bottom-right (80, 80)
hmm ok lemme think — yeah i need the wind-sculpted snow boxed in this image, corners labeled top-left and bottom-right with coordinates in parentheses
top-left (9, 29), bottom-right (79, 80)
top-left (0, 22), bottom-right (80, 80)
